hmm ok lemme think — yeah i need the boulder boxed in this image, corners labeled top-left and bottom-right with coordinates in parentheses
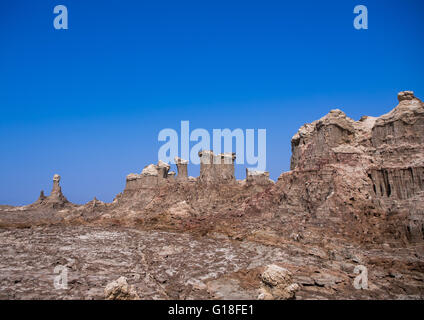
top-left (246, 169), bottom-right (272, 185)
top-left (258, 264), bottom-right (299, 300)
top-left (175, 157), bottom-right (189, 181)
top-left (104, 276), bottom-right (140, 300)
top-left (141, 164), bottom-right (159, 176)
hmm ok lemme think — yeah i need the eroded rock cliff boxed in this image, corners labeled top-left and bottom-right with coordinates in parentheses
top-left (275, 91), bottom-right (424, 243)
top-left (0, 91), bottom-right (423, 300)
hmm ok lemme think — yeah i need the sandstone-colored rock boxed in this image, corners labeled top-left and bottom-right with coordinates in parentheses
top-left (157, 160), bottom-right (171, 180)
top-left (141, 164), bottom-right (159, 176)
top-left (257, 287), bottom-right (274, 300)
top-left (157, 160), bottom-right (170, 169)
top-left (104, 276), bottom-right (139, 300)
top-left (126, 173), bottom-right (140, 181)
top-left (246, 169), bottom-right (272, 185)
top-left (168, 171), bottom-right (176, 178)
top-left (198, 150), bottom-right (236, 183)
top-left (174, 157), bottom-right (188, 165)
top-left (398, 90), bottom-right (416, 102)
top-left (175, 157), bottom-right (189, 181)
top-left (290, 232), bottom-right (303, 242)
top-left (33, 174), bottom-right (70, 208)
top-left (167, 201), bottom-right (193, 218)
top-left (1, 91), bottom-right (423, 300)
top-left (259, 264), bottom-right (299, 300)
top-left (260, 264), bottom-right (292, 287)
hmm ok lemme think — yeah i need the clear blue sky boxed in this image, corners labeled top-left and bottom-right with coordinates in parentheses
top-left (1, 0), bottom-right (423, 205)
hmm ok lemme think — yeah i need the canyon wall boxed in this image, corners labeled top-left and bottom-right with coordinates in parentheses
top-left (276, 91), bottom-right (424, 242)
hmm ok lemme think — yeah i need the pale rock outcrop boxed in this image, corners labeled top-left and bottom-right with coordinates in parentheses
top-left (246, 169), bottom-right (273, 185)
top-left (372, 90), bottom-right (423, 149)
top-left (34, 190), bottom-right (46, 205)
top-left (167, 200), bottom-right (193, 218)
top-left (50, 175), bottom-right (67, 201)
top-left (157, 160), bottom-right (171, 179)
top-left (125, 161), bottom-right (173, 190)
top-left (21, 91), bottom-right (424, 246)
top-left (397, 90), bottom-right (416, 102)
top-left (125, 173), bottom-right (142, 191)
top-left (168, 171), bottom-right (176, 179)
top-left (142, 164), bottom-right (159, 176)
top-left (217, 153), bottom-right (236, 181)
top-left (175, 157), bottom-right (188, 181)
top-left (104, 276), bottom-right (139, 300)
top-left (290, 109), bottom-right (356, 170)
top-left (126, 173), bottom-right (141, 181)
top-left (35, 174), bottom-right (69, 207)
top-left (258, 264), bottom-right (299, 300)
top-left (198, 150), bottom-right (215, 182)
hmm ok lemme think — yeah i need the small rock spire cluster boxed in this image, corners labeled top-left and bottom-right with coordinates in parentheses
top-left (124, 150), bottom-right (271, 191)
top-left (34, 174), bottom-right (68, 207)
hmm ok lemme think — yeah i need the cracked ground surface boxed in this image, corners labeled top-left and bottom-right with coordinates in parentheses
top-left (0, 225), bottom-right (423, 300)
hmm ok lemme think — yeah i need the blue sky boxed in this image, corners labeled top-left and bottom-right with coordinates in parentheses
top-left (1, 0), bottom-right (423, 205)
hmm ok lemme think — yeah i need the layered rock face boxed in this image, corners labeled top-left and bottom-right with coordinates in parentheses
top-left (32, 174), bottom-right (69, 208)
top-left (369, 92), bottom-right (424, 242)
top-left (246, 169), bottom-right (272, 186)
top-left (278, 91), bottom-right (424, 242)
top-left (198, 151), bottom-right (237, 183)
top-left (125, 161), bottom-right (173, 191)
top-left (88, 92), bottom-right (422, 245)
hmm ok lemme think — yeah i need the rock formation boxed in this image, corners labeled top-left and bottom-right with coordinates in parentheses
top-left (125, 161), bottom-right (173, 191)
top-left (10, 90), bottom-right (421, 245)
top-left (198, 151), bottom-right (236, 183)
top-left (31, 174), bottom-right (69, 208)
top-left (157, 160), bottom-right (171, 181)
top-left (246, 169), bottom-right (272, 186)
top-left (104, 276), bottom-right (140, 300)
top-left (174, 157), bottom-right (188, 181)
top-left (9, 90), bottom-right (422, 245)
top-left (0, 91), bottom-right (423, 300)
top-left (167, 171), bottom-right (176, 179)
top-left (258, 264), bottom-right (300, 300)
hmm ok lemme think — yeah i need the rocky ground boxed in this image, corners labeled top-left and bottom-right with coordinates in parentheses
top-left (0, 225), bottom-right (422, 300)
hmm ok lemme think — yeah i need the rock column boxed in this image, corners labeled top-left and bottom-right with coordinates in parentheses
top-left (174, 157), bottom-right (188, 181)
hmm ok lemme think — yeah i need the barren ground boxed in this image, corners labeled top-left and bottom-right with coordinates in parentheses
top-left (0, 225), bottom-right (423, 300)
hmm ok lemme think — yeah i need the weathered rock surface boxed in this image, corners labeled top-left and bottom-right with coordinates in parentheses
top-left (274, 91), bottom-right (424, 243)
top-left (0, 226), bottom-right (422, 300)
top-left (246, 169), bottom-right (273, 186)
top-left (104, 276), bottom-right (140, 300)
top-left (175, 157), bottom-right (188, 181)
top-left (258, 264), bottom-right (299, 300)
top-left (199, 151), bottom-right (236, 183)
